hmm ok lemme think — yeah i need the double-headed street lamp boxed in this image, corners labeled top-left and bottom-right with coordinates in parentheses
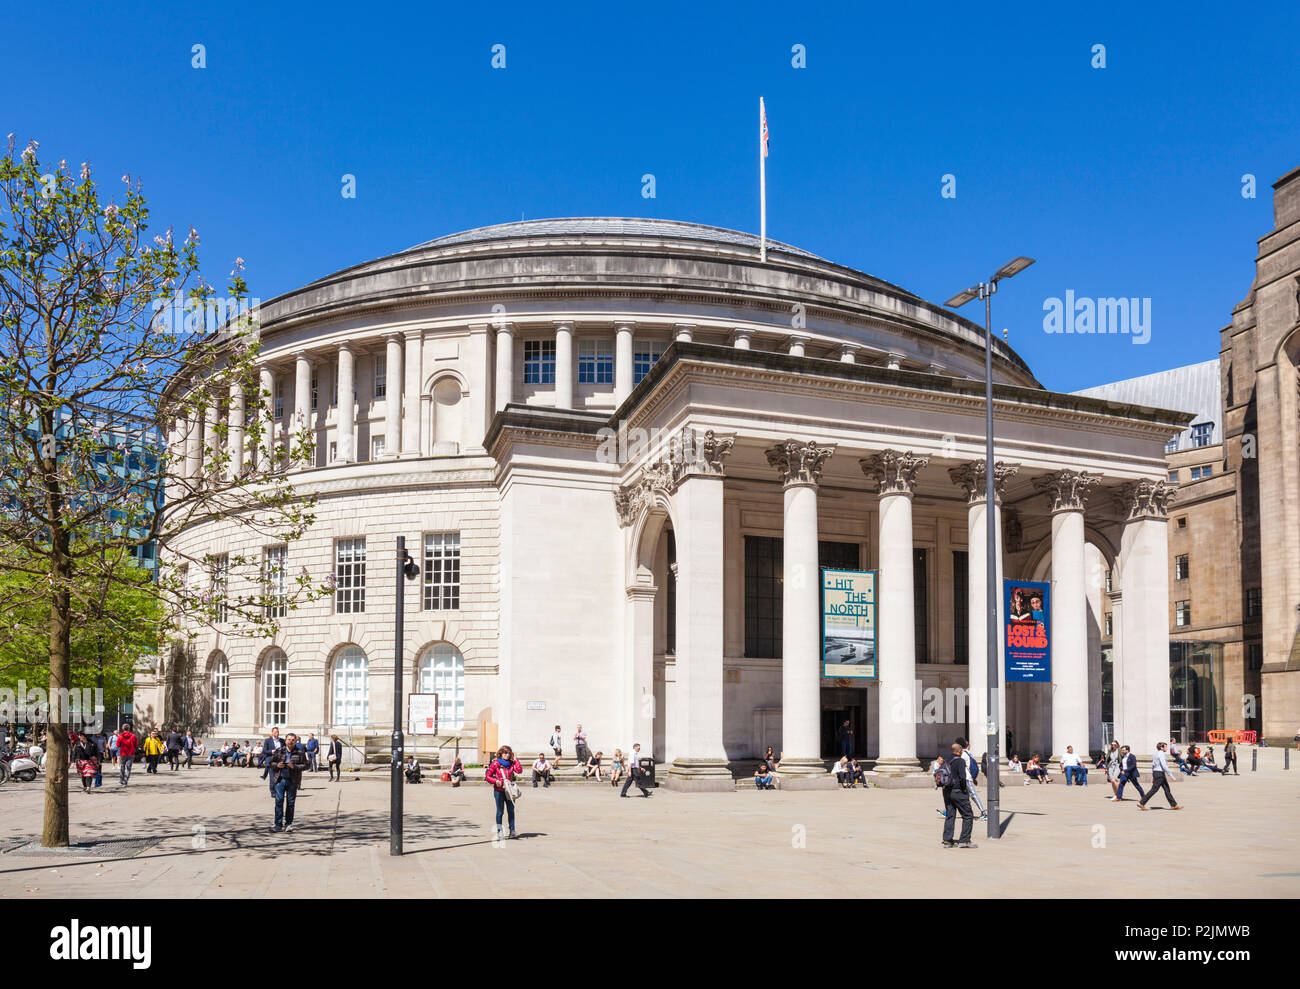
top-left (392, 535), bottom-right (420, 856)
top-left (944, 255), bottom-right (1034, 840)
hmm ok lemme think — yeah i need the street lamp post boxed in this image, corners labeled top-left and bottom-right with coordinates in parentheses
top-left (945, 256), bottom-right (1035, 840)
top-left (391, 535), bottom-right (420, 856)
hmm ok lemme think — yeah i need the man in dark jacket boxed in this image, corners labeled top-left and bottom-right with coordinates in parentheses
top-left (260, 728), bottom-right (285, 794)
top-left (269, 733), bottom-right (309, 833)
top-left (165, 728), bottom-right (184, 771)
top-left (940, 742), bottom-right (976, 848)
top-left (1113, 745), bottom-right (1146, 801)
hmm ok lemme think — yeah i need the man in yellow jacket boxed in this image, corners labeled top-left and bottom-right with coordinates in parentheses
top-left (142, 730), bottom-right (166, 774)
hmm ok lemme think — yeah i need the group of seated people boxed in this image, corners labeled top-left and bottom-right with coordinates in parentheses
top-left (831, 756), bottom-right (867, 788)
top-left (529, 750), bottom-right (629, 787)
top-left (208, 741), bottom-right (252, 767)
top-left (1175, 742), bottom-right (1222, 775)
top-left (1008, 753), bottom-right (1053, 783)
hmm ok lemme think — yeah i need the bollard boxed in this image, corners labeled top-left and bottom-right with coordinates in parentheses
top-left (1252, 748), bottom-right (1257, 772)
top-left (1287, 748), bottom-right (1291, 770)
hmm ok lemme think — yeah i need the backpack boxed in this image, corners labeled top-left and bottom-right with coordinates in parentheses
top-left (935, 760), bottom-right (954, 787)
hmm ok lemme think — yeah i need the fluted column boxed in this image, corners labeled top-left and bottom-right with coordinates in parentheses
top-left (614, 322), bottom-right (634, 406)
top-left (494, 322), bottom-right (515, 411)
top-left (765, 439), bottom-right (836, 780)
top-left (1034, 470), bottom-right (1102, 760)
top-left (227, 382), bottom-right (245, 479)
top-left (949, 460), bottom-right (1020, 760)
top-left (1118, 480), bottom-right (1174, 756)
top-left (862, 449), bottom-right (930, 775)
top-left (553, 321), bottom-right (574, 410)
top-left (385, 334), bottom-right (403, 455)
top-left (336, 343), bottom-right (355, 462)
top-left (258, 367), bottom-right (275, 468)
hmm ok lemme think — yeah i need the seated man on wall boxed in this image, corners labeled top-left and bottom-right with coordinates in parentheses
top-left (532, 753), bottom-right (554, 788)
top-left (1059, 746), bottom-right (1087, 786)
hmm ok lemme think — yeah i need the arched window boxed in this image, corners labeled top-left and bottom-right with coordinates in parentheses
top-left (262, 649), bottom-right (288, 728)
top-left (418, 643), bottom-right (465, 732)
top-left (211, 653), bottom-right (230, 727)
top-left (333, 646), bottom-right (370, 726)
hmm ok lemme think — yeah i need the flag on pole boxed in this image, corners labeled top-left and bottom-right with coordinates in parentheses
top-left (759, 97), bottom-right (768, 262)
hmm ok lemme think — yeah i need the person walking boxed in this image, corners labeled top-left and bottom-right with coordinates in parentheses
top-left (108, 730), bottom-right (119, 766)
top-left (91, 733), bottom-right (105, 788)
top-left (1223, 737), bottom-right (1238, 776)
top-left (620, 742), bottom-right (652, 797)
top-left (305, 733), bottom-right (320, 772)
top-left (1113, 745), bottom-right (1146, 801)
top-left (326, 734), bottom-right (343, 781)
top-left (142, 729), bottom-right (165, 773)
top-left (1138, 742), bottom-right (1183, 812)
top-left (268, 733), bottom-right (309, 833)
top-left (183, 730), bottom-right (196, 769)
top-left (260, 728), bottom-right (285, 794)
top-left (485, 745), bottom-right (523, 839)
top-left (958, 738), bottom-right (987, 820)
top-left (549, 725), bottom-right (563, 769)
top-left (165, 727), bottom-right (183, 771)
top-left (1105, 741), bottom-right (1122, 797)
top-left (115, 724), bottom-right (138, 786)
top-left (71, 733), bottom-right (99, 793)
top-left (940, 742), bottom-right (976, 848)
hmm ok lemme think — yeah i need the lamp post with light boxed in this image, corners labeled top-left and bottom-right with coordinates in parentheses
top-left (391, 535), bottom-right (421, 856)
top-left (944, 256), bottom-right (1035, 840)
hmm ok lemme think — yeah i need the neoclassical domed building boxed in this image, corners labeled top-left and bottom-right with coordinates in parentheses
top-left (134, 218), bottom-right (1187, 785)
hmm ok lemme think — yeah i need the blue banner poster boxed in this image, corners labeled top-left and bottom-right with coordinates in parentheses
top-left (821, 569), bottom-right (877, 679)
top-left (1003, 579), bottom-right (1051, 682)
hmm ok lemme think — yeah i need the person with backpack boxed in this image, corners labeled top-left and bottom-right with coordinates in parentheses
top-left (939, 742), bottom-right (976, 848)
top-left (485, 745), bottom-right (523, 839)
top-left (958, 738), bottom-right (987, 820)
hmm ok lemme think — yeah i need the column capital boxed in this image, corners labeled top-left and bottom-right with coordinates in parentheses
top-left (614, 427), bottom-right (735, 527)
top-left (384, 332), bottom-right (404, 344)
top-left (1033, 468), bottom-right (1103, 514)
top-left (786, 333), bottom-right (810, 355)
top-left (1118, 478), bottom-right (1176, 521)
top-left (765, 439), bottom-right (835, 486)
top-left (614, 320), bottom-right (636, 332)
top-left (551, 319), bottom-right (575, 331)
top-left (730, 327), bottom-right (754, 347)
top-left (948, 460), bottom-right (1020, 504)
top-left (839, 343), bottom-right (859, 363)
top-left (861, 449), bottom-right (929, 497)
top-left (492, 320), bottom-right (515, 337)
top-left (467, 321), bottom-right (490, 335)
top-left (885, 352), bottom-right (904, 370)
top-left (293, 350), bottom-right (315, 363)
top-left (673, 323), bottom-right (696, 342)
top-left (337, 340), bottom-right (355, 355)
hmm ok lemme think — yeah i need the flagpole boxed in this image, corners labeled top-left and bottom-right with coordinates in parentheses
top-left (759, 96), bottom-right (767, 263)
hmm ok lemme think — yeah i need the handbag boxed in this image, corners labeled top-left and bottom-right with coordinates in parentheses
top-left (499, 761), bottom-right (522, 802)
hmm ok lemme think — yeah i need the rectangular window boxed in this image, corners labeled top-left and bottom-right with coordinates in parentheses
top-left (1165, 437), bottom-right (1179, 453)
top-left (211, 553), bottom-right (229, 624)
top-left (743, 538), bottom-right (858, 659)
top-left (523, 340), bottom-right (556, 384)
top-left (1104, 569), bottom-right (1112, 593)
top-left (371, 435), bottom-right (385, 460)
top-left (665, 530), bottom-right (676, 655)
top-left (1175, 599), bottom-right (1191, 627)
top-left (952, 550), bottom-right (969, 665)
top-left (329, 441), bottom-right (337, 464)
top-left (335, 538), bottom-right (367, 614)
top-left (1190, 422), bottom-right (1214, 448)
top-left (913, 548), bottom-right (929, 663)
top-left (311, 369), bottom-right (318, 411)
top-left (1246, 587), bottom-right (1262, 619)
top-left (633, 340), bottom-right (666, 383)
top-left (578, 339), bottom-right (614, 384)
top-left (374, 353), bottom-right (387, 399)
top-left (1168, 470), bottom-right (1179, 483)
top-left (423, 532), bottom-right (461, 610)
top-left (331, 364), bottom-right (338, 406)
top-left (274, 379), bottom-right (284, 420)
top-left (1175, 554), bottom-right (1189, 581)
top-left (1248, 642), bottom-right (1263, 671)
top-left (264, 546), bottom-right (287, 619)
top-left (1104, 612), bottom-right (1113, 637)
top-left (1177, 516), bottom-right (1187, 529)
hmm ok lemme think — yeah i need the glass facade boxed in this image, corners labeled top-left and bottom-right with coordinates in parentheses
top-left (1169, 640), bottom-right (1224, 739)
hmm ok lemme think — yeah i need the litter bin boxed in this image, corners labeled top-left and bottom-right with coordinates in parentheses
top-left (641, 756), bottom-right (658, 787)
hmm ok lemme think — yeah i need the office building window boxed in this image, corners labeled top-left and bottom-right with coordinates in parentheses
top-left (334, 538), bottom-right (367, 614)
top-left (523, 339), bottom-right (556, 384)
top-left (1246, 587), bottom-right (1262, 619)
top-left (1165, 437), bottom-right (1179, 453)
top-left (418, 644), bottom-right (465, 732)
top-left (263, 546), bottom-right (287, 619)
top-left (374, 353), bottom-right (386, 399)
top-left (1175, 554), bottom-right (1189, 581)
top-left (1190, 422), bottom-right (1213, 448)
top-left (1104, 569), bottom-right (1112, 593)
top-left (210, 654), bottom-right (229, 727)
top-left (1177, 516), bottom-right (1187, 529)
top-left (311, 369), bottom-right (318, 411)
top-left (633, 340), bottom-right (666, 383)
top-left (274, 379), bottom-right (284, 420)
top-left (262, 650), bottom-right (288, 727)
top-left (1248, 642), bottom-right (1263, 671)
top-left (423, 532), bottom-right (461, 610)
top-left (578, 339), bottom-right (614, 384)
top-left (371, 435), bottom-right (385, 460)
top-left (1168, 470), bottom-right (1179, 483)
top-left (1104, 612), bottom-right (1113, 637)
top-left (913, 549), bottom-right (929, 663)
top-left (210, 553), bottom-right (229, 623)
top-left (1175, 600), bottom-right (1191, 627)
top-left (332, 647), bottom-right (370, 726)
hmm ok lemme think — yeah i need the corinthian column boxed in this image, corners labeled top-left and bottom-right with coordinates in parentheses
top-left (949, 459), bottom-right (1019, 761)
top-left (1033, 469), bottom-right (1102, 761)
top-left (861, 449), bottom-right (929, 777)
top-left (765, 439), bottom-right (836, 782)
top-left (1118, 480), bottom-right (1175, 756)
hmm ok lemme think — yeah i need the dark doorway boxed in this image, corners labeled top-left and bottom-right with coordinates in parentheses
top-left (821, 688), bottom-right (868, 759)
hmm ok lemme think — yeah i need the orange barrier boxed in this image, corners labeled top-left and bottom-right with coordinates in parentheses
top-left (1206, 729), bottom-right (1257, 744)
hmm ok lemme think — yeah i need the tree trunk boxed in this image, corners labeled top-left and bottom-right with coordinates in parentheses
top-left (42, 578), bottom-right (72, 847)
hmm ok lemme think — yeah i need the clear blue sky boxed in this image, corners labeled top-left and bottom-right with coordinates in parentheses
top-left (8, 1), bottom-right (1298, 391)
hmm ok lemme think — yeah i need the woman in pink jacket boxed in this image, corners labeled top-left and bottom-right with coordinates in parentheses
top-left (485, 745), bottom-right (523, 839)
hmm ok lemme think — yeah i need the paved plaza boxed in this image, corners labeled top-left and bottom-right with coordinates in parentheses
top-left (2, 753), bottom-right (1297, 898)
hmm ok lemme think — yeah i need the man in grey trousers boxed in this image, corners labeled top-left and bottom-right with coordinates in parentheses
top-left (1138, 741), bottom-right (1183, 811)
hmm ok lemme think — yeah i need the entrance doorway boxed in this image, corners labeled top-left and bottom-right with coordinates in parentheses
top-left (821, 688), bottom-right (868, 759)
